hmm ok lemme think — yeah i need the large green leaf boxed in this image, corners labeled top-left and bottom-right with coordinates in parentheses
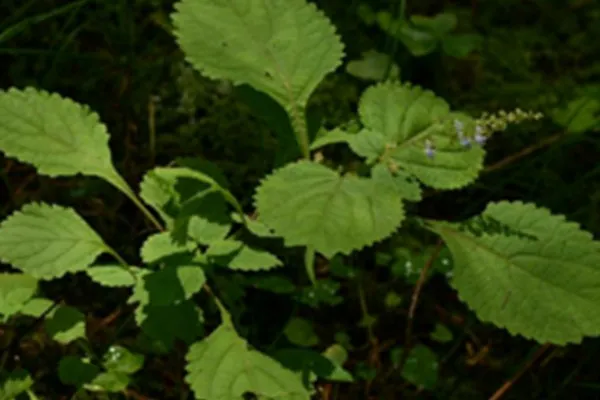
top-left (0, 273), bottom-right (38, 320)
top-left (0, 203), bottom-right (110, 279)
top-left (0, 88), bottom-right (130, 193)
top-left (358, 82), bottom-right (484, 189)
top-left (172, 0), bottom-right (344, 110)
top-left (254, 161), bottom-right (405, 258)
top-left (429, 201), bottom-right (600, 344)
top-left (186, 321), bottom-right (310, 400)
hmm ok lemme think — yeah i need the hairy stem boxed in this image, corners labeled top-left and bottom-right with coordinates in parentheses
top-left (290, 104), bottom-right (310, 159)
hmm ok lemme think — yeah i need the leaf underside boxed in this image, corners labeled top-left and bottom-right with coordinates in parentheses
top-left (0, 87), bottom-right (122, 183)
top-left (0, 203), bottom-right (109, 279)
top-left (431, 200), bottom-right (600, 344)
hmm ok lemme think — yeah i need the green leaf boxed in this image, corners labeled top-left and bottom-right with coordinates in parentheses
top-left (359, 82), bottom-right (484, 189)
top-left (129, 265), bottom-right (205, 348)
top-left (84, 371), bottom-right (129, 393)
top-left (0, 273), bottom-right (38, 319)
top-left (296, 279), bottom-right (343, 307)
top-left (58, 356), bottom-right (100, 387)
top-left (441, 34), bottom-right (483, 58)
top-left (397, 345), bottom-right (438, 389)
top-left (371, 163), bottom-right (422, 202)
top-left (87, 265), bottom-right (142, 287)
top-left (19, 298), bottom-right (54, 317)
top-left (0, 203), bottom-right (110, 279)
top-left (430, 323), bottom-right (453, 343)
top-left (429, 201), bottom-right (600, 344)
top-left (284, 317), bottom-right (320, 347)
top-left (130, 265), bottom-right (205, 308)
top-left (140, 167), bottom-right (233, 241)
top-left (140, 232), bottom-right (196, 264)
top-left (346, 49), bottom-right (400, 81)
top-left (45, 305), bottom-right (86, 344)
top-left (0, 369), bottom-right (33, 400)
top-left (255, 161), bottom-right (405, 258)
top-left (206, 239), bottom-right (282, 271)
top-left (186, 322), bottom-right (311, 400)
top-left (103, 345), bottom-right (145, 374)
top-left (552, 96), bottom-right (600, 134)
top-left (172, 0), bottom-right (344, 110)
top-left (410, 13), bottom-right (457, 37)
top-left (136, 301), bottom-right (204, 349)
top-left (376, 12), bottom-right (438, 57)
top-left (274, 348), bottom-right (353, 384)
top-left (0, 88), bottom-right (131, 195)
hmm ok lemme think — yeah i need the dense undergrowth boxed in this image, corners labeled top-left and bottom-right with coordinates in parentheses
top-left (1, 0), bottom-right (600, 399)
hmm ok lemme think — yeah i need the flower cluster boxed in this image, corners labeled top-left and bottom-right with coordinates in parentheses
top-left (423, 108), bottom-right (543, 159)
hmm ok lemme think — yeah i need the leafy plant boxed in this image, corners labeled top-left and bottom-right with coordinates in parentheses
top-left (1, 0), bottom-right (599, 398)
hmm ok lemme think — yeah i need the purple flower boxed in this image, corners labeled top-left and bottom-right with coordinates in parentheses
top-left (454, 119), bottom-right (471, 148)
top-left (454, 119), bottom-right (464, 134)
top-left (424, 139), bottom-right (435, 159)
top-left (474, 125), bottom-right (487, 145)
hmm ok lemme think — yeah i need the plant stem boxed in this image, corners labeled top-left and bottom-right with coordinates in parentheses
top-left (290, 104), bottom-right (310, 159)
top-left (106, 170), bottom-right (164, 231)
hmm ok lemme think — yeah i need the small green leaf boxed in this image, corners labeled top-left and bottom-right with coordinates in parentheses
top-left (384, 291), bottom-right (403, 309)
top-left (0, 273), bottom-right (38, 319)
top-left (441, 34), bottom-right (483, 57)
top-left (0, 203), bottom-right (110, 279)
top-left (103, 345), bottom-right (144, 374)
top-left (0, 369), bottom-right (33, 400)
top-left (19, 298), bottom-right (54, 318)
top-left (136, 301), bottom-right (204, 349)
top-left (0, 88), bottom-right (128, 191)
top-left (84, 371), bottom-right (129, 393)
top-left (172, 0), bottom-right (345, 110)
top-left (552, 96), bottom-right (600, 134)
top-left (45, 305), bottom-right (86, 344)
top-left (429, 201), bottom-right (600, 344)
top-left (399, 345), bottom-right (438, 389)
top-left (206, 239), bottom-right (282, 271)
top-left (58, 356), bottom-right (100, 387)
top-left (410, 13), bottom-right (457, 37)
top-left (346, 49), bottom-right (400, 81)
top-left (296, 279), bottom-right (343, 307)
top-left (129, 266), bottom-right (205, 348)
top-left (255, 161), bottom-right (405, 258)
top-left (87, 265), bottom-right (142, 287)
top-left (359, 82), bottom-right (484, 189)
top-left (130, 265), bottom-right (205, 308)
top-left (140, 232), bottom-right (195, 264)
top-left (376, 12), bottom-right (438, 56)
top-left (186, 322), bottom-right (310, 400)
top-left (430, 324), bottom-right (453, 343)
top-left (140, 166), bottom-right (234, 244)
top-left (284, 317), bottom-right (320, 347)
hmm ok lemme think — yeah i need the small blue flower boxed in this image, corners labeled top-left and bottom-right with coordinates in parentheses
top-left (459, 135), bottom-right (471, 148)
top-left (424, 139), bottom-right (435, 159)
top-left (454, 119), bottom-right (464, 134)
top-left (474, 125), bottom-right (487, 145)
top-left (454, 119), bottom-right (471, 148)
